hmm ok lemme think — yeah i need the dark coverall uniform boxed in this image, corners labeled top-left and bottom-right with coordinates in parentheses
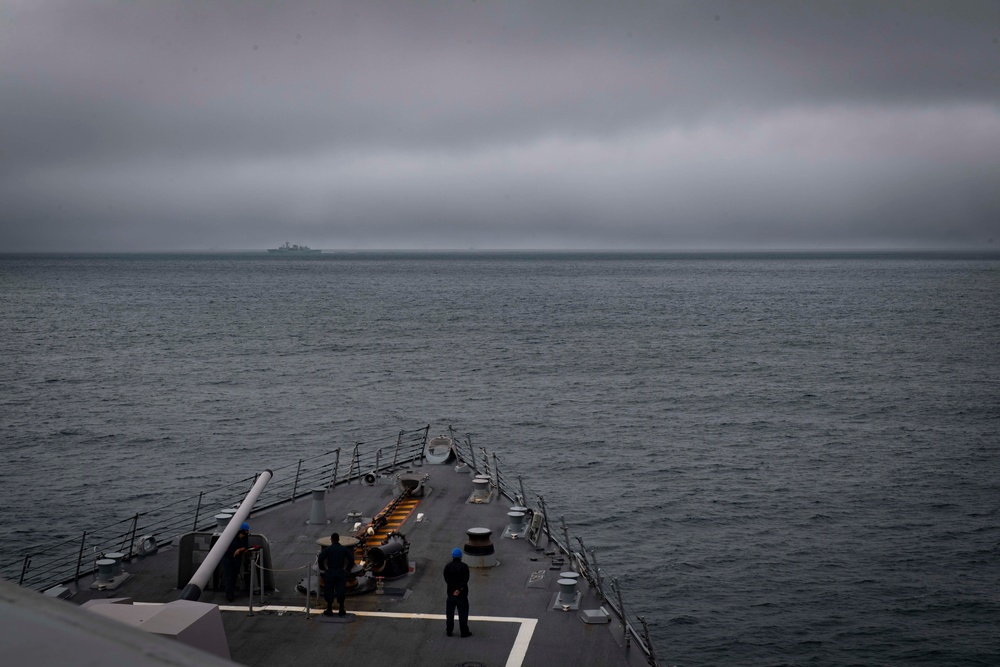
top-left (221, 530), bottom-right (249, 602)
top-left (443, 557), bottom-right (471, 636)
top-left (318, 541), bottom-right (354, 615)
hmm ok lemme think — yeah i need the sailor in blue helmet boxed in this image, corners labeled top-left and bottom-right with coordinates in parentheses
top-left (443, 547), bottom-right (471, 637)
top-left (221, 522), bottom-right (250, 602)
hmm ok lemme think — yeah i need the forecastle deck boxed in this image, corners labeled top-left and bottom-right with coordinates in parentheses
top-left (7, 427), bottom-right (659, 667)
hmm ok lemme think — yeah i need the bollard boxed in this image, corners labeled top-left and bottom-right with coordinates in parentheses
top-left (464, 527), bottom-right (497, 567)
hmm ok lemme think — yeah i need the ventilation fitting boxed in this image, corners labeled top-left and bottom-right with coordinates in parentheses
top-left (307, 488), bottom-right (328, 525)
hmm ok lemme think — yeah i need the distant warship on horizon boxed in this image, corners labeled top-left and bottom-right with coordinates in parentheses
top-left (267, 242), bottom-right (321, 254)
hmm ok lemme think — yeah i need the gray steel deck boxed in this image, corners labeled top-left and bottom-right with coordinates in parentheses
top-left (67, 454), bottom-right (654, 666)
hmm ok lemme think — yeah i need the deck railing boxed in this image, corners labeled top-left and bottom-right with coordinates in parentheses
top-left (446, 425), bottom-right (660, 667)
top-left (0, 426), bottom-right (430, 592)
top-left (2, 424), bottom-right (658, 666)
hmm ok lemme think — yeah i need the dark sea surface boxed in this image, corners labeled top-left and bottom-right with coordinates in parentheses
top-left (1, 252), bottom-right (998, 666)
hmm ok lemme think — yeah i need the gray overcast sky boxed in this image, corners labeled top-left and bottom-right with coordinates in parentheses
top-left (1, 1), bottom-right (998, 251)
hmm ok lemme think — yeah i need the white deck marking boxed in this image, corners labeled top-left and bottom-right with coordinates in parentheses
top-left (220, 605), bottom-right (538, 667)
top-left (504, 616), bottom-right (538, 667)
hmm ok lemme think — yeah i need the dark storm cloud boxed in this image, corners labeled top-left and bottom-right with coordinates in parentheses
top-left (1, 1), bottom-right (998, 251)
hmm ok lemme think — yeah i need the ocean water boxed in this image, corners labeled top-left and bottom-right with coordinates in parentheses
top-left (1, 252), bottom-right (998, 666)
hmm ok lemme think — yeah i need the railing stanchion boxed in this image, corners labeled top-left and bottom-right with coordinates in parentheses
top-left (19, 555), bottom-right (31, 586)
top-left (126, 513), bottom-right (139, 557)
top-left (292, 459), bottom-right (303, 499)
top-left (306, 561), bottom-right (312, 619)
top-left (560, 516), bottom-right (571, 556)
top-left (330, 448), bottom-right (341, 489)
top-left (480, 447), bottom-right (490, 479)
top-left (392, 431), bottom-right (402, 470)
top-left (579, 540), bottom-right (605, 602)
top-left (613, 578), bottom-right (630, 650)
top-left (74, 531), bottom-right (87, 583)
top-left (247, 553), bottom-right (255, 616)
top-left (639, 616), bottom-right (657, 666)
top-left (537, 494), bottom-right (552, 546)
top-left (466, 436), bottom-right (476, 473)
top-left (420, 424), bottom-right (430, 462)
top-left (192, 492), bottom-right (204, 532)
top-left (348, 443), bottom-right (361, 483)
top-left (258, 552), bottom-right (265, 607)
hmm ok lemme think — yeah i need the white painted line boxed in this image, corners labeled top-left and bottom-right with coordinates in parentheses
top-left (219, 605), bottom-right (538, 667)
top-left (505, 617), bottom-right (537, 667)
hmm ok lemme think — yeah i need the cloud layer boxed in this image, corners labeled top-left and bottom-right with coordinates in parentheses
top-left (2, 1), bottom-right (998, 251)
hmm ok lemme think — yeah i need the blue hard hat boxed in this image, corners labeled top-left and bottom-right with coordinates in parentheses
top-left (240, 522), bottom-right (250, 531)
top-left (452, 548), bottom-right (462, 558)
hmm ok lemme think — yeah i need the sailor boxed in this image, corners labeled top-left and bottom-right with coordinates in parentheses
top-left (318, 533), bottom-right (354, 617)
top-left (443, 547), bottom-right (472, 637)
top-left (221, 522), bottom-right (250, 603)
